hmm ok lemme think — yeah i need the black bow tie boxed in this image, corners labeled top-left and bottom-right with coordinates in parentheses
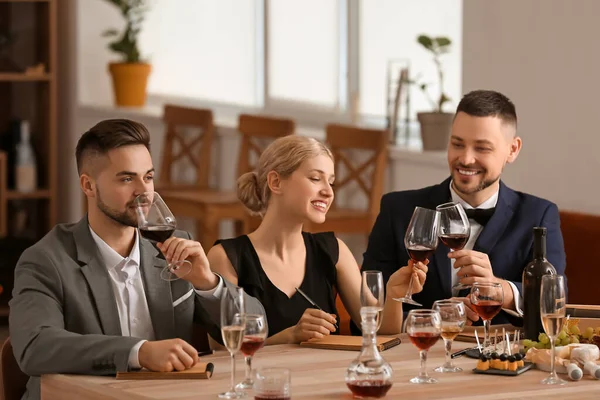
top-left (465, 207), bottom-right (496, 226)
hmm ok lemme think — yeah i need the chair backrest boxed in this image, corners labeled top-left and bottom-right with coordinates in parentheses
top-left (236, 114), bottom-right (295, 177)
top-left (160, 105), bottom-right (215, 189)
top-left (325, 124), bottom-right (388, 213)
top-left (559, 210), bottom-right (600, 305)
top-left (0, 337), bottom-right (28, 400)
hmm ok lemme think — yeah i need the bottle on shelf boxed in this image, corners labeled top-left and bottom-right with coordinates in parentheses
top-left (15, 120), bottom-right (37, 193)
top-left (522, 227), bottom-right (557, 340)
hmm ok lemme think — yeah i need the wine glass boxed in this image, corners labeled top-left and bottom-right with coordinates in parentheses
top-left (436, 202), bottom-right (471, 291)
top-left (134, 192), bottom-right (192, 281)
top-left (237, 314), bottom-right (268, 390)
top-left (469, 282), bottom-right (503, 354)
top-left (432, 300), bottom-right (467, 372)
top-left (394, 207), bottom-right (440, 306)
top-left (540, 274), bottom-right (567, 385)
top-left (360, 271), bottom-right (385, 332)
top-left (406, 309), bottom-right (441, 384)
top-left (220, 287), bottom-right (246, 399)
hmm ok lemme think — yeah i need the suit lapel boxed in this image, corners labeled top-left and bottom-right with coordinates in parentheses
top-left (74, 217), bottom-right (122, 336)
top-left (473, 181), bottom-right (518, 258)
top-left (424, 178), bottom-right (453, 298)
top-left (140, 239), bottom-right (175, 340)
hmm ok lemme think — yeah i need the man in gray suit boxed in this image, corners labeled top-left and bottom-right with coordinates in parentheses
top-left (9, 119), bottom-right (263, 400)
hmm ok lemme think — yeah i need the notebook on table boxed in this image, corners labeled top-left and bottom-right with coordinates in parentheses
top-left (300, 335), bottom-right (401, 351)
top-left (116, 362), bottom-right (214, 380)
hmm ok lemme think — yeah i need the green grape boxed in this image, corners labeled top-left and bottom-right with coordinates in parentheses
top-left (560, 337), bottom-right (571, 346)
top-left (571, 336), bottom-right (580, 344)
top-left (570, 325), bottom-right (581, 335)
top-left (558, 330), bottom-right (568, 340)
top-left (539, 333), bottom-right (550, 344)
top-left (522, 339), bottom-right (534, 348)
top-left (583, 327), bottom-right (594, 339)
top-left (534, 342), bottom-right (545, 349)
top-left (554, 338), bottom-right (561, 346)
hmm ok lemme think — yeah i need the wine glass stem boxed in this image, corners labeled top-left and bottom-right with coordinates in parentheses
top-left (444, 339), bottom-right (453, 367)
top-left (483, 319), bottom-right (491, 350)
top-left (404, 274), bottom-right (415, 299)
top-left (549, 337), bottom-right (556, 379)
top-left (244, 355), bottom-right (252, 381)
top-left (230, 353), bottom-right (236, 392)
top-left (419, 350), bottom-right (428, 378)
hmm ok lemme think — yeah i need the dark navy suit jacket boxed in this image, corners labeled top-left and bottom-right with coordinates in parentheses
top-left (361, 177), bottom-right (566, 326)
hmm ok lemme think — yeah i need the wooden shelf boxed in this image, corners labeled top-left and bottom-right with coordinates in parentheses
top-left (0, 73), bottom-right (51, 82)
top-left (5, 189), bottom-right (51, 200)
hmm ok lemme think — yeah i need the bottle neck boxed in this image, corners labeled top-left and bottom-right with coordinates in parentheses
top-left (533, 233), bottom-right (546, 260)
top-left (360, 318), bottom-right (380, 358)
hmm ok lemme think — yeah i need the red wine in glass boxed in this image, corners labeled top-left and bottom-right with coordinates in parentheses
top-left (346, 380), bottom-right (392, 398)
top-left (439, 233), bottom-right (469, 251)
top-left (408, 332), bottom-right (440, 351)
top-left (407, 245), bottom-right (436, 263)
top-left (139, 225), bottom-right (175, 243)
top-left (472, 300), bottom-right (503, 321)
top-left (240, 336), bottom-right (265, 357)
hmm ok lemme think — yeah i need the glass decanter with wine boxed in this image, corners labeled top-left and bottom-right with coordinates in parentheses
top-left (345, 307), bottom-right (393, 398)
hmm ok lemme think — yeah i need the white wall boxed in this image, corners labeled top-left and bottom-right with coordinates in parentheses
top-left (462, 0), bottom-right (600, 214)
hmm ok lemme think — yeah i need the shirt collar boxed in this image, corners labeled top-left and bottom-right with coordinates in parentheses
top-left (89, 226), bottom-right (140, 270)
top-left (449, 181), bottom-right (499, 210)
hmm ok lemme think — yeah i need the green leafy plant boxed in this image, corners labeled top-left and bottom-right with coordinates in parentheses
top-left (408, 34), bottom-right (453, 113)
top-left (102, 0), bottom-right (149, 63)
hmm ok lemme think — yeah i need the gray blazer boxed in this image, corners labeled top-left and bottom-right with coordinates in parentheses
top-left (9, 217), bottom-right (264, 400)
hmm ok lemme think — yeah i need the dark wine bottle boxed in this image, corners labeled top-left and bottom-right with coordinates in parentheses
top-left (522, 227), bottom-right (557, 340)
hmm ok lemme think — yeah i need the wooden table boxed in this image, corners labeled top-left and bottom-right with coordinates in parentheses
top-left (41, 339), bottom-right (600, 399)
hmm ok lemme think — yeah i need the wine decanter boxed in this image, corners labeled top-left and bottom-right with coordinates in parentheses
top-left (345, 307), bottom-right (393, 398)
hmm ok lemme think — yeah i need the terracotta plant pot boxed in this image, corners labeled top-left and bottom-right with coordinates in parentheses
top-left (108, 62), bottom-right (152, 107)
top-left (417, 112), bottom-right (454, 151)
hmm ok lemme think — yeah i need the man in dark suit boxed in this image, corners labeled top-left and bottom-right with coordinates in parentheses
top-left (363, 90), bottom-right (566, 325)
top-left (9, 119), bottom-right (264, 400)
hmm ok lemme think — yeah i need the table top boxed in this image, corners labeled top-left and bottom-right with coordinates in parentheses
top-left (41, 337), bottom-right (600, 400)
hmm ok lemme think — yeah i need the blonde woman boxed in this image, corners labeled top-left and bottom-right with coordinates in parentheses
top-left (208, 135), bottom-right (427, 344)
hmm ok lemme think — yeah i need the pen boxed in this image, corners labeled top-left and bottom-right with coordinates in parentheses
top-left (197, 350), bottom-right (214, 357)
top-left (451, 346), bottom-right (479, 359)
top-left (295, 287), bottom-right (339, 330)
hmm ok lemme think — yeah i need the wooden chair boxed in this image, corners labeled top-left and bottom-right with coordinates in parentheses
top-left (0, 337), bottom-right (28, 400)
top-left (304, 123), bottom-right (388, 236)
top-left (160, 110), bottom-right (295, 249)
top-left (559, 210), bottom-right (600, 305)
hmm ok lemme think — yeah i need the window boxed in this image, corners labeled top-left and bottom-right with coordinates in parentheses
top-left (358, 0), bottom-right (463, 120)
top-left (267, 0), bottom-right (343, 109)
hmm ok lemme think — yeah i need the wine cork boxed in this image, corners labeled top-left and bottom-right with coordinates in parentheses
top-left (567, 363), bottom-right (583, 381)
top-left (583, 361), bottom-right (600, 380)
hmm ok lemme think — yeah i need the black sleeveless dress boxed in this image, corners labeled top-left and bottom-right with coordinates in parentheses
top-left (215, 231), bottom-right (340, 337)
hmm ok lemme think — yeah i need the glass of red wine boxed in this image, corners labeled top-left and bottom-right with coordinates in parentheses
top-left (134, 192), bottom-right (193, 281)
top-left (436, 202), bottom-right (471, 291)
top-left (406, 309), bottom-right (442, 384)
top-left (237, 314), bottom-right (268, 390)
top-left (469, 282), bottom-right (504, 354)
top-left (394, 207), bottom-right (440, 306)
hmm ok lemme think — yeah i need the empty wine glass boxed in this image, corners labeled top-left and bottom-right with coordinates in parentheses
top-left (470, 282), bottom-right (503, 354)
top-left (406, 309), bottom-right (441, 384)
top-left (394, 207), bottom-right (440, 306)
top-left (237, 314), bottom-right (268, 390)
top-left (360, 271), bottom-right (385, 332)
top-left (135, 192), bottom-right (192, 281)
top-left (436, 202), bottom-right (471, 291)
top-left (433, 300), bottom-right (467, 372)
top-left (540, 274), bottom-right (567, 385)
top-left (220, 287), bottom-right (246, 399)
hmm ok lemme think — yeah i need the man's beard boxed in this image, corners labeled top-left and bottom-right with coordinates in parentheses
top-left (96, 187), bottom-right (138, 228)
top-left (451, 165), bottom-right (501, 195)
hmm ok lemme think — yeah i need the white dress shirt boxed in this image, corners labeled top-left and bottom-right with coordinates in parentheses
top-left (89, 227), bottom-right (225, 369)
top-left (449, 183), bottom-right (523, 317)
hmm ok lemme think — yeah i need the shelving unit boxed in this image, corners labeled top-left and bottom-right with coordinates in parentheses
top-left (0, 0), bottom-right (57, 316)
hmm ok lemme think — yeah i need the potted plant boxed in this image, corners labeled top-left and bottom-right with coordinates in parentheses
top-left (102, 0), bottom-right (151, 107)
top-left (410, 34), bottom-right (454, 151)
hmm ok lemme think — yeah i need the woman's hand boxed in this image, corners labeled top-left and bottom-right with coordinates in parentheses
top-left (385, 260), bottom-right (428, 299)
